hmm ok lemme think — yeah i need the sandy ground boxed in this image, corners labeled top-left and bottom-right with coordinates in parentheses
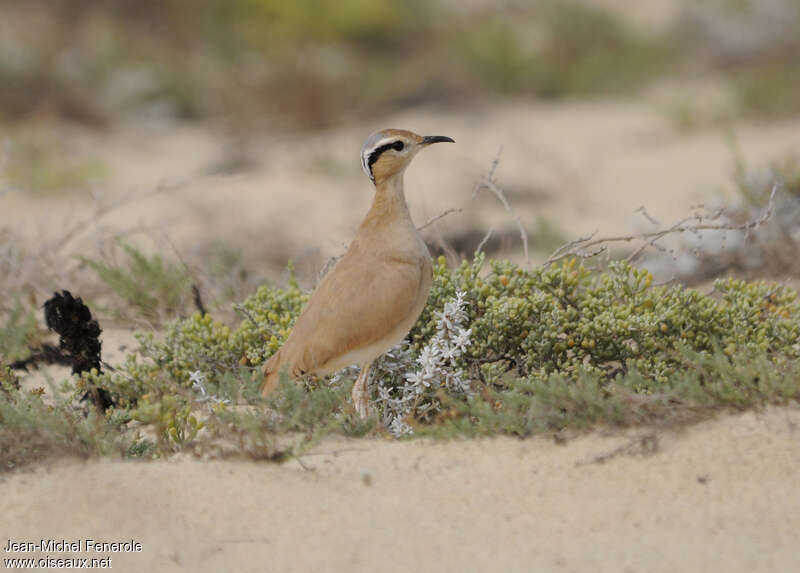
top-left (1, 406), bottom-right (799, 572)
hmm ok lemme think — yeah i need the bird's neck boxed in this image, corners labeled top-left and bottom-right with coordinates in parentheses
top-left (363, 174), bottom-right (411, 226)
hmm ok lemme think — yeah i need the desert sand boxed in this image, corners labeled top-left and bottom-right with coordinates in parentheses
top-left (2, 406), bottom-right (799, 572)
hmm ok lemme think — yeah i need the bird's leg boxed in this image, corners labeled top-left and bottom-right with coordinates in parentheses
top-left (352, 362), bottom-right (372, 418)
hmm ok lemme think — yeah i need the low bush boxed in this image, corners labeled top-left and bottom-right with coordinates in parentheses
top-left (37, 254), bottom-right (795, 454)
top-left (81, 241), bottom-right (193, 321)
top-left (3, 249), bottom-right (799, 469)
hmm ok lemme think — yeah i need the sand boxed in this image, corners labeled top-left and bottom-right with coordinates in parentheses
top-left (2, 406), bottom-right (799, 572)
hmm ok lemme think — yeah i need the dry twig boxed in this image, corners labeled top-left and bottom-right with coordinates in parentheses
top-left (473, 150), bottom-right (530, 264)
top-left (417, 208), bottom-right (463, 232)
top-left (475, 227), bottom-right (494, 255)
top-left (543, 184), bottom-right (778, 266)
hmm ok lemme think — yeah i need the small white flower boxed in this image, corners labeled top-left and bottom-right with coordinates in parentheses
top-left (372, 292), bottom-right (473, 436)
top-left (378, 385), bottom-right (394, 403)
top-left (189, 370), bottom-right (206, 384)
top-left (190, 369), bottom-right (231, 406)
top-left (453, 328), bottom-right (472, 351)
top-left (417, 344), bottom-right (439, 366)
top-left (189, 370), bottom-right (208, 395)
top-left (388, 417), bottom-right (413, 437)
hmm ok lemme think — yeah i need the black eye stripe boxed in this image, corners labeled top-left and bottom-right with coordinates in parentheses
top-left (367, 140), bottom-right (405, 171)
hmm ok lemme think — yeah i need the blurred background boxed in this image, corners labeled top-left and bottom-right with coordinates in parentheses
top-left (2, 0), bottom-right (799, 128)
top-left (1, 0), bottom-right (799, 323)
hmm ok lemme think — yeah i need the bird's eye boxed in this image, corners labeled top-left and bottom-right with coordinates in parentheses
top-left (392, 141), bottom-right (405, 152)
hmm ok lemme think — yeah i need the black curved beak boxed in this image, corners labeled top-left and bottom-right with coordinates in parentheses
top-left (422, 135), bottom-right (455, 145)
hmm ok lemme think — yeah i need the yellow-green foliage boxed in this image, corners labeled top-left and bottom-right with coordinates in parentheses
top-left (233, 277), bottom-right (309, 365)
top-left (5, 256), bottom-right (800, 464)
top-left (90, 255), bottom-right (800, 413)
top-left (411, 256), bottom-right (800, 388)
top-left (87, 275), bottom-right (309, 406)
top-left (131, 392), bottom-right (204, 450)
top-left (139, 276), bottom-right (307, 381)
top-left (0, 365), bottom-right (18, 391)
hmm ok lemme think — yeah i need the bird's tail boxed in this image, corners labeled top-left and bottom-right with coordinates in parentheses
top-left (260, 350), bottom-right (283, 396)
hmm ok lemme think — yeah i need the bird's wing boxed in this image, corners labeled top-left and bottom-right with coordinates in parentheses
top-left (280, 250), bottom-right (428, 375)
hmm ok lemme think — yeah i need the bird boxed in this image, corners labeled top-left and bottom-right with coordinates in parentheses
top-left (260, 128), bottom-right (455, 417)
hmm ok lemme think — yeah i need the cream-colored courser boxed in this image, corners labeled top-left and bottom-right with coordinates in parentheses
top-left (261, 128), bottom-right (454, 417)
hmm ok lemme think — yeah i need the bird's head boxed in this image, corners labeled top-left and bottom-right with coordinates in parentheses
top-left (361, 129), bottom-right (454, 185)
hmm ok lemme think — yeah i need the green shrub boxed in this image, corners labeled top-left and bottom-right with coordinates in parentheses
top-left (81, 241), bottom-right (192, 321)
top-left (421, 349), bottom-right (800, 438)
top-left (3, 253), bottom-right (800, 464)
top-left (87, 255), bottom-right (800, 422)
top-left (0, 299), bottom-right (42, 364)
top-left (0, 382), bottom-right (127, 471)
top-left (0, 365), bottom-right (19, 391)
top-left (411, 256), bottom-right (798, 381)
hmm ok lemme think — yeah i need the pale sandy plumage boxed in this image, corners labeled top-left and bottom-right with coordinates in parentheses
top-left (261, 128), bottom-right (454, 416)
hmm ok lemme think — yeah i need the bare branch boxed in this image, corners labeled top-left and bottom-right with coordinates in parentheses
top-left (475, 227), bottom-right (494, 255)
top-left (417, 207), bottom-right (463, 231)
top-left (192, 284), bottom-right (208, 316)
top-left (473, 149), bottom-right (529, 264)
top-left (635, 205), bottom-right (660, 227)
top-left (544, 184), bottom-right (778, 266)
top-left (233, 303), bottom-right (259, 326)
top-left (545, 231), bottom-right (598, 263)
